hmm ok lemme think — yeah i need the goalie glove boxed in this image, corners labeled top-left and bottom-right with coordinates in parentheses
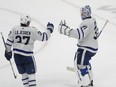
top-left (58, 20), bottom-right (71, 36)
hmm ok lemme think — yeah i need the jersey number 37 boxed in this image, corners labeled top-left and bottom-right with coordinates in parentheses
top-left (15, 35), bottom-right (30, 45)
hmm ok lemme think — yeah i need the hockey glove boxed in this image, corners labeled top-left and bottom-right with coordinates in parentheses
top-left (47, 22), bottom-right (54, 33)
top-left (4, 50), bottom-right (12, 61)
top-left (58, 20), bottom-right (70, 35)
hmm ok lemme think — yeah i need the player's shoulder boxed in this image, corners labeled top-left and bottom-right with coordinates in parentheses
top-left (12, 25), bottom-right (19, 28)
top-left (30, 26), bottom-right (36, 29)
top-left (11, 25), bottom-right (38, 32)
top-left (29, 26), bottom-right (38, 31)
top-left (27, 26), bottom-right (38, 33)
top-left (11, 25), bottom-right (20, 31)
top-left (82, 17), bottom-right (95, 25)
top-left (28, 26), bottom-right (36, 29)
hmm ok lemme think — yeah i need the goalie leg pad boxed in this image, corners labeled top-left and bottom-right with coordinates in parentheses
top-left (74, 48), bottom-right (96, 65)
top-left (80, 66), bottom-right (88, 76)
top-left (77, 65), bottom-right (89, 76)
top-left (87, 63), bottom-right (93, 85)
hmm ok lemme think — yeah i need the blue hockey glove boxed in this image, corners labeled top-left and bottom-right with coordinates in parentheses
top-left (47, 22), bottom-right (54, 33)
top-left (4, 50), bottom-right (12, 61)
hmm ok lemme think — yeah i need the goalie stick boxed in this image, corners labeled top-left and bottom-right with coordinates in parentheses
top-left (95, 20), bottom-right (109, 39)
top-left (67, 66), bottom-right (75, 72)
top-left (0, 32), bottom-right (17, 79)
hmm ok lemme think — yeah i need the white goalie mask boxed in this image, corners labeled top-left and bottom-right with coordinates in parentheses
top-left (20, 15), bottom-right (31, 25)
top-left (80, 5), bottom-right (91, 20)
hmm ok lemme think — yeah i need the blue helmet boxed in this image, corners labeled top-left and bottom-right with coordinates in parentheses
top-left (80, 5), bottom-right (91, 20)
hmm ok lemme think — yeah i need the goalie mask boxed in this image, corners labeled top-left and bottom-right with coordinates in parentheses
top-left (80, 5), bottom-right (91, 20)
top-left (20, 15), bottom-right (31, 26)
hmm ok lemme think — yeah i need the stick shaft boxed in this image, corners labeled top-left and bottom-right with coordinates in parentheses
top-left (9, 60), bottom-right (17, 79)
top-left (97, 20), bottom-right (109, 38)
top-left (0, 32), bottom-right (17, 79)
top-left (67, 66), bottom-right (75, 72)
top-left (0, 32), bottom-right (7, 49)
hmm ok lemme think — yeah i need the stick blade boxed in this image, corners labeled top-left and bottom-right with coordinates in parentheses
top-left (66, 66), bottom-right (75, 72)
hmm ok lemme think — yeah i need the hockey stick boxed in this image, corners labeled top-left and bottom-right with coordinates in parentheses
top-left (0, 32), bottom-right (17, 79)
top-left (67, 66), bottom-right (75, 72)
top-left (96, 20), bottom-right (109, 39)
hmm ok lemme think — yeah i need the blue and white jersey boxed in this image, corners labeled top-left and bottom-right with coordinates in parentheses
top-left (59, 17), bottom-right (99, 53)
top-left (6, 25), bottom-right (51, 56)
top-left (76, 18), bottom-right (99, 53)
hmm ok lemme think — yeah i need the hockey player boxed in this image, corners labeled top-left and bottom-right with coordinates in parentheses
top-left (4, 15), bottom-right (54, 87)
top-left (58, 5), bottom-right (99, 87)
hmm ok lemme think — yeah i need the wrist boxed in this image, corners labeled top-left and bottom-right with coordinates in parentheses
top-left (47, 28), bottom-right (53, 33)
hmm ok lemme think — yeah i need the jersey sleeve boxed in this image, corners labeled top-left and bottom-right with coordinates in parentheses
top-left (69, 24), bottom-right (89, 40)
top-left (68, 29), bottom-right (79, 38)
top-left (69, 21), bottom-right (90, 41)
top-left (58, 24), bottom-right (79, 39)
top-left (33, 28), bottom-right (51, 41)
top-left (77, 23), bottom-right (90, 40)
top-left (6, 28), bottom-right (14, 52)
top-left (59, 21), bottom-right (91, 41)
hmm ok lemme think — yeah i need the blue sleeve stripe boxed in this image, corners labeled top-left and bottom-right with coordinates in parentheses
top-left (45, 33), bottom-right (48, 40)
top-left (80, 28), bottom-right (84, 38)
top-left (7, 39), bottom-right (14, 43)
top-left (6, 43), bottom-right (12, 46)
top-left (42, 33), bottom-right (45, 41)
top-left (77, 29), bottom-right (80, 39)
top-left (42, 32), bottom-right (48, 41)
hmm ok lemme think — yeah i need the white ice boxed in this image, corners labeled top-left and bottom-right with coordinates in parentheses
top-left (0, 0), bottom-right (116, 87)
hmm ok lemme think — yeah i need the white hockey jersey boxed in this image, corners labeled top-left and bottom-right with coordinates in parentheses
top-left (59, 17), bottom-right (99, 53)
top-left (6, 25), bottom-right (51, 56)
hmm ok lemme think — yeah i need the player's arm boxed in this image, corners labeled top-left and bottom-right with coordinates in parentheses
top-left (6, 29), bottom-right (14, 52)
top-left (58, 20), bottom-right (74, 37)
top-left (34, 22), bottom-right (54, 41)
top-left (76, 23), bottom-right (90, 41)
top-left (58, 20), bottom-right (90, 40)
top-left (5, 29), bottom-right (14, 61)
top-left (58, 20), bottom-right (81, 39)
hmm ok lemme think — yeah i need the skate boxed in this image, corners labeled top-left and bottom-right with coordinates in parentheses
top-left (88, 80), bottom-right (94, 87)
top-left (80, 85), bottom-right (89, 87)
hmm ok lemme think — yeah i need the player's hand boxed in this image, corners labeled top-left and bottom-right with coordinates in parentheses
top-left (4, 50), bottom-right (12, 61)
top-left (58, 20), bottom-right (69, 34)
top-left (47, 22), bottom-right (54, 33)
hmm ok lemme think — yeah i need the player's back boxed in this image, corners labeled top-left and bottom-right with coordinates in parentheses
top-left (77, 18), bottom-right (99, 52)
top-left (12, 25), bottom-right (38, 56)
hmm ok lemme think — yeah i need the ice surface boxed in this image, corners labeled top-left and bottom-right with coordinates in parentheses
top-left (0, 0), bottom-right (116, 87)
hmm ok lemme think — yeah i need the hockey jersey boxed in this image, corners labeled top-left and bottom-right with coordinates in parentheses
top-left (6, 25), bottom-right (51, 56)
top-left (59, 17), bottom-right (99, 53)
